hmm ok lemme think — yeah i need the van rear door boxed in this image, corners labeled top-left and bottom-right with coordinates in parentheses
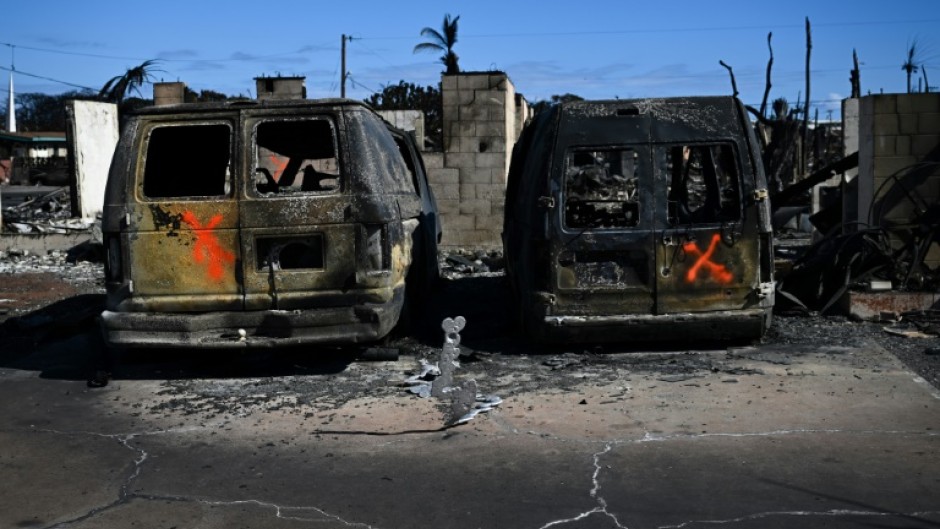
top-left (653, 139), bottom-right (761, 314)
top-left (239, 111), bottom-right (357, 311)
top-left (551, 107), bottom-right (656, 316)
top-left (128, 119), bottom-right (243, 311)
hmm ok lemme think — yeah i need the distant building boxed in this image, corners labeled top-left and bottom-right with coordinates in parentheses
top-left (0, 131), bottom-right (68, 185)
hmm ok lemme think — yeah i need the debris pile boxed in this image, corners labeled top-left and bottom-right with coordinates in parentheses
top-left (882, 310), bottom-right (940, 338)
top-left (0, 248), bottom-right (102, 280)
top-left (440, 250), bottom-right (504, 278)
top-left (776, 161), bottom-right (940, 313)
top-left (1, 187), bottom-right (94, 234)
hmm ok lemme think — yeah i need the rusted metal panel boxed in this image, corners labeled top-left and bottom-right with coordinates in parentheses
top-left (655, 234), bottom-right (760, 313)
top-left (126, 201), bottom-right (241, 305)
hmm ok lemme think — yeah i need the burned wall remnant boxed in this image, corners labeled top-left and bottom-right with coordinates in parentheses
top-left (65, 100), bottom-right (119, 220)
top-left (254, 76), bottom-right (306, 101)
top-left (424, 72), bottom-right (531, 248)
top-left (855, 93), bottom-right (940, 271)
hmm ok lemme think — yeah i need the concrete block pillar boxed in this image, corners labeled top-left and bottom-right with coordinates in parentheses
top-left (429, 72), bottom-right (526, 248)
top-left (852, 92), bottom-right (940, 269)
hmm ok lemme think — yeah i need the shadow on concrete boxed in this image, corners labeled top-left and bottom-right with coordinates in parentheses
top-left (0, 275), bottom-right (759, 385)
top-left (408, 275), bottom-right (516, 351)
top-left (762, 478), bottom-right (940, 528)
top-left (0, 294), bottom-right (356, 383)
top-left (411, 274), bottom-right (756, 356)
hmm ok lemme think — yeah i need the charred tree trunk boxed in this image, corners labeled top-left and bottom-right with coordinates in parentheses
top-left (851, 49), bottom-right (861, 98)
top-left (760, 32), bottom-right (774, 118)
top-left (719, 60), bottom-right (739, 98)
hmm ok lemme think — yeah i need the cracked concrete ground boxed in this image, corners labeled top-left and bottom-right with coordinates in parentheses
top-left (0, 331), bottom-right (938, 528)
top-left (0, 266), bottom-right (939, 528)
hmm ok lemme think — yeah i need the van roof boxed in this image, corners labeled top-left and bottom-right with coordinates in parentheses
top-left (558, 95), bottom-right (739, 110)
top-left (127, 97), bottom-right (375, 116)
top-left (554, 96), bottom-right (746, 138)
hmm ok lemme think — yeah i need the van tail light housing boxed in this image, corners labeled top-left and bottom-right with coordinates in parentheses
top-left (105, 235), bottom-right (123, 282)
top-left (359, 223), bottom-right (390, 272)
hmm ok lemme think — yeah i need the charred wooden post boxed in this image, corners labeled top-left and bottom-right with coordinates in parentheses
top-left (851, 49), bottom-right (861, 98)
top-left (803, 17), bottom-right (812, 176)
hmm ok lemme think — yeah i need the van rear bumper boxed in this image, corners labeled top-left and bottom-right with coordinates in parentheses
top-left (534, 307), bottom-right (771, 343)
top-left (100, 290), bottom-right (403, 349)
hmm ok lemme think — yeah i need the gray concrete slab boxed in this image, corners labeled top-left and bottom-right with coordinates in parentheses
top-left (0, 233), bottom-right (91, 253)
top-left (0, 335), bottom-right (937, 529)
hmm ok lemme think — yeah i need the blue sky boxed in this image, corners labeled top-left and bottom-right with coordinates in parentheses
top-left (2, 0), bottom-right (938, 120)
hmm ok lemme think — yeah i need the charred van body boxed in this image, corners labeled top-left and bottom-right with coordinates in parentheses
top-left (100, 99), bottom-right (438, 348)
top-left (503, 97), bottom-right (774, 343)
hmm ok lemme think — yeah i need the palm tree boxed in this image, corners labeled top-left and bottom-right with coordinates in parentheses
top-left (413, 14), bottom-right (460, 74)
top-left (902, 39), bottom-right (920, 94)
top-left (99, 59), bottom-right (161, 103)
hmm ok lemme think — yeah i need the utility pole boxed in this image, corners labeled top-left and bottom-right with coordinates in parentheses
top-left (340, 34), bottom-right (352, 98)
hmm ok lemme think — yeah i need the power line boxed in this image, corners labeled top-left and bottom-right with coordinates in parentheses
top-left (0, 65), bottom-right (96, 91)
top-left (1, 42), bottom-right (143, 62)
top-left (4, 17), bottom-right (936, 62)
top-left (351, 40), bottom-right (396, 68)
top-left (0, 41), bottom-right (329, 64)
top-left (361, 18), bottom-right (940, 41)
top-left (347, 76), bottom-right (379, 95)
top-left (327, 54), bottom-right (341, 96)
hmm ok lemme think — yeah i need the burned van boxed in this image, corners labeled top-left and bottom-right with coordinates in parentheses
top-left (503, 97), bottom-right (774, 343)
top-left (100, 99), bottom-right (437, 348)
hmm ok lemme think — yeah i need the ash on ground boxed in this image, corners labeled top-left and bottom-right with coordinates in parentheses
top-left (0, 244), bottom-right (937, 423)
top-left (0, 248), bottom-right (103, 291)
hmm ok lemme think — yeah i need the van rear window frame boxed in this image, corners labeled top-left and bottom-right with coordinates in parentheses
top-left (659, 141), bottom-right (743, 226)
top-left (249, 116), bottom-right (343, 198)
top-left (561, 145), bottom-right (643, 231)
top-left (139, 121), bottom-right (234, 201)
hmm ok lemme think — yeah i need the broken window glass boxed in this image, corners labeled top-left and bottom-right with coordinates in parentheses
top-left (564, 148), bottom-right (640, 229)
top-left (143, 123), bottom-right (231, 198)
top-left (253, 118), bottom-right (340, 196)
top-left (665, 143), bottom-right (740, 225)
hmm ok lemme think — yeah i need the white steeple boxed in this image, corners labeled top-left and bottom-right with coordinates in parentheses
top-left (6, 44), bottom-right (14, 133)
top-left (7, 70), bottom-right (15, 133)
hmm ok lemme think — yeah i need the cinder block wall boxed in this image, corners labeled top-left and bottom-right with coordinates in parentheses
top-left (425, 73), bottom-right (528, 248)
top-left (840, 98), bottom-right (861, 226)
top-left (377, 110), bottom-right (425, 148)
top-left (856, 93), bottom-right (940, 268)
